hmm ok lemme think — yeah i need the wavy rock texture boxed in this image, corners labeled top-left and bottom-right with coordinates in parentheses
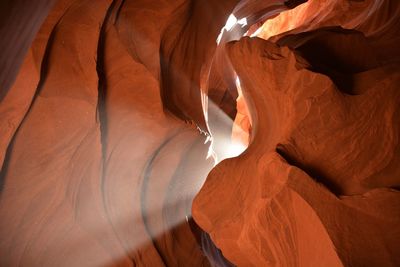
top-left (194, 0), bottom-right (400, 266)
top-left (194, 34), bottom-right (400, 266)
top-left (0, 0), bottom-right (220, 266)
top-left (0, 0), bottom-right (399, 266)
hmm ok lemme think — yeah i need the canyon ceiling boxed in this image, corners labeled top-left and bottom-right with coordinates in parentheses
top-left (0, 0), bottom-right (399, 266)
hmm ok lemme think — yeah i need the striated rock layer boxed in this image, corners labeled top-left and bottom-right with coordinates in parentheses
top-left (0, 0), bottom-right (218, 266)
top-left (0, 0), bottom-right (399, 266)
top-left (194, 0), bottom-right (400, 266)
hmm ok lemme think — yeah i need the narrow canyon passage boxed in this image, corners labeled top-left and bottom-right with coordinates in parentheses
top-left (0, 0), bottom-right (399, 266)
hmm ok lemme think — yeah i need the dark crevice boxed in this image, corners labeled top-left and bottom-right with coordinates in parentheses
top-left (199, 228), bottom-right (235, 267)
top-left (96, 0), bottom-right (139, 265)
top-left (0, 138), bottom-right (12, 194)
top-left (284, 0), bottom-right (308, 9)
top-left (113, 0), bottom-right (125, 25)
top-left (96, 1), bottom-right (111, 160)
top-left (0, 0), bottom-right (56, 102)
top-left (219, 88), bottom-right (238, 120)
top-left (276, 144), bottom-right (343, 196)
top-left (278, 27), bottom-right (381, 95)
top-left (0, 9), bottom-right (60, 194)
top-left (159, 1), bottom-right (192, 125)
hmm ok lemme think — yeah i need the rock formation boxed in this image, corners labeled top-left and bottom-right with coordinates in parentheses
top-left (0, 0), bottom-right (399, 266)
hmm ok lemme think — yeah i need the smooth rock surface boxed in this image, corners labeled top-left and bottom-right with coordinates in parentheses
top-left (0, 0), bottom-right (399, 266)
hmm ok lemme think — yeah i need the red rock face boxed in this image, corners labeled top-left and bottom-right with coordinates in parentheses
top-left (194, 1), bottom-right (400, 266)
top-left (0, 0), bottom-right (399, 266)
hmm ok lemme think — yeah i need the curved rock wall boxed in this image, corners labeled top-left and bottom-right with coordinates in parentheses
top-left (0, 0), bottom-right (399, 266)
top-left (194, 0), bottom-right (400, 266)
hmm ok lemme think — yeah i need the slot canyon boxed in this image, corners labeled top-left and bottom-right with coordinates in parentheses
top-left (0, 0), bottom-right (399, 266)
